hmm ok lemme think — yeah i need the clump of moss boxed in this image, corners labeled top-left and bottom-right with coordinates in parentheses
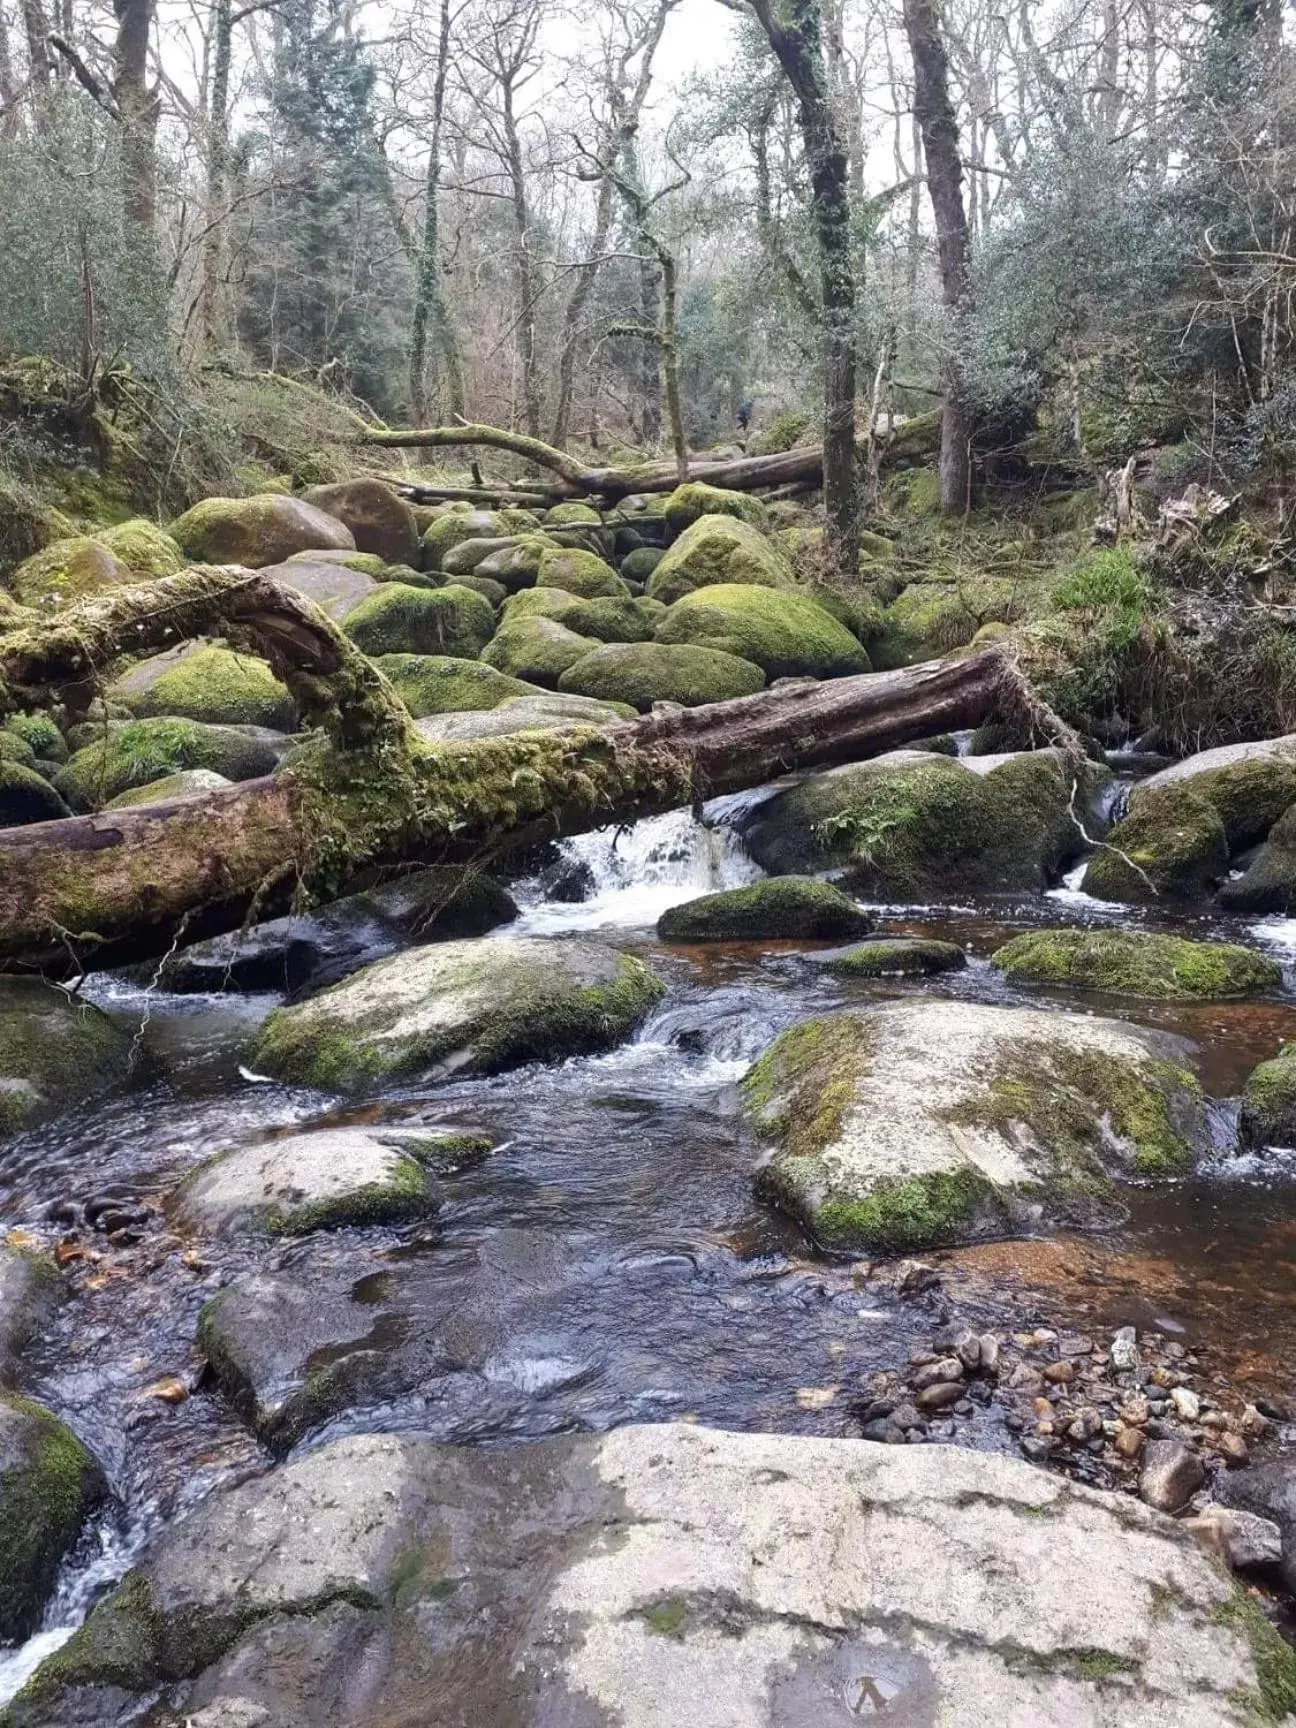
top-left (655, 582), bottom-right (870, 680)
top-left (874, 576), bottom-right (1024, 667)
top-left (482, 615), bottom-right (602, 687)
top-left (1239, 1044), bottom-right (1296, 1148)
top-left (0, 761), bottom-right (71, 826)
top-left (98, 518), bottom-right (185, 578)
top-left (373, 654), bottom-right (539, 716)
top-left (342, 582), bottom-right (495, 660)
top-left (5, 712), bottom-right (67, 764)
top-left (543, 502), bottom-right (603, 527)
top-left (991, 928), bottom-right (1280, 1000)
top-left (55, 717), bottom-right (281, 811)
top-left (811, 1167), bottom-right (1003, 1253)
top-left (749, 412), bottom-right (811, 457)
top-left (558, 641), bottom-right (765, 711)
top-left (113, 644), bottom-right (295, 730)
top-left (1214, 1586), bottom-right (1296, 1723)
top-left (9, 537), bottom-right (131, 607)
top-left (662, 483), bottom-right (770, 536)
top-left (657, 877), bottom-right (872, 942)
top-left (0, 977), bottom-right (130, 1136)
top-left (535, 547), bottom-right (626, 599)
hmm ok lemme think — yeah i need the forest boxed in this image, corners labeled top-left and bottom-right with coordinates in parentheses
top-left (4, 2), bottom-right (1296, 1726)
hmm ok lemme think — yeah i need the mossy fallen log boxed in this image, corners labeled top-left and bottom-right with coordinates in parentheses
top-left (0, 570), bottom-right (1055, 976)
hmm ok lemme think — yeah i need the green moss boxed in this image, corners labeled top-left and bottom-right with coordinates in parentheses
top-left (0, 761), bottom-right (71, 826)
top-left (169, 494), bottom-right (353, 567)
top-left (9, 537), bottom-right (131, 606)
top-left (620, 547), bottom-right (663, 584)
top-left (113, 644), bottom-right (295, 730)
top-left (474, 532), bottom-right (557, 589)
top-left (662, 483), bottom-right (770, 535)
top-left (0, 1394), bottom-right (103, 1643)
top-left (267, 1153), bottom-right (431, 1235)
top-left (98, 518), bottom-right (185, 578)
top-left (481, 615), bottom-right (602, 687)
top-left (642, 1596), bottom-right (688, 1638)
top-left (1215, 1587), bottom-right (1296, 1723)
top-left (891, 467), bottom-right (941, 516)
top-left (647, 514), bottom-right (793, 606)
top-left (813, 1167), bottom-right (1002, 1253)
top-left (991, 928), bottom-right (1280, 1000)
top-left (0, 473), bottom-right (76, 580)
top-left (826, 938), bottom-right (966, 978)
top-left (373, 653), bottom-right (540, 716)
top-left (342, 582), bottom-right (495, 659)
top-left (0, 979), bottom-right (128, 1136)
top-left (655, 582), bottom-right (870, 680)
top-left (992, 1639), bottom-right (1138, 1683)
top-left (5, 712), bottom-right (66, 763)
top-left (874, 577), bottom-right (1024, 667)
top-left (1082, 787), bottom-right (1229, 904)
top-left (558, 641), bottom-right (765, 711)
top-left (535, 547), bottom-right (626, 599)
top-left (657, 877), bottom-right (872, 942)
top-left (55, 717), bottom-right (280, 811)
top-left (1240, 1044), bottom-right (1296, 1146)
top-left (749, 412), bottom-right (810, 456)
top-left (543, 502), bottom-right (603, 526)
top-left (740, 1015), bottom-right (868, 1161)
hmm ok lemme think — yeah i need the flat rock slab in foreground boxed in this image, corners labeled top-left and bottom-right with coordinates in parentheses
top-left (9, 1424), bottom-right (1286, 1727)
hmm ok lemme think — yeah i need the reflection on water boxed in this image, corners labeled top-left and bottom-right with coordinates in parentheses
top-left (5, 801), bottom-right (1296, 1694)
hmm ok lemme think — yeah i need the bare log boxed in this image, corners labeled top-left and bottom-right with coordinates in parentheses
top-left (0, 645), bottom-right (1029, 977)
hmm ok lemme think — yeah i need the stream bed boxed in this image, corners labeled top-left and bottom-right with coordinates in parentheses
top-left (4, 799), bottom-right (1296, 1700)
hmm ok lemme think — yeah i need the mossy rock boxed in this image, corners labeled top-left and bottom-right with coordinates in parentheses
top-left (252, 936), bottom-right (665, 1092)
top-left (535, 547), bottom-right (627, 599)
top-left (0, 976), bottom-right (132, 1136)
top-left (743, 749), bottom-right (1103, 898)
top-left (992, 928), bottom-right (1280, 1000)
top-left (421, 509), bottom-right (505, 572)
top-left (9, 537), bottom-right (132, 607)
top-left (655, 583), bottom-right (870, 681)
top-left (620, 547), bottom-right (663, 583)
top-left (5, 713), bottom-right (66, 764)
top-left (170, 495), bottom-right (355, 567)
top-left (543, 502), bottom-right (603, 526)
top-left (888, 467), bottom-right (942, 516)
top-left (557, 596), bottom-right (655, 644)
top-left (1135, 740), bottom-right (1296, 852)
top-left (500, 586), bottom-right (584, 622)
top-left (1219, 802), bottom-right (1296, 914)
top-left (1240, 1044), bottom-right (1296, 1148)
top-left (662, 483), bottom-right (770, 536)
top-left (648, 515), bottom-right (793, 607)
top-left (0, 475), bottom-right (76, 580)
top-left (342, 582), bottom-right (495, 659)
top-left (372, 654), bottom-right (540, 716)
top-left (742, 999), bottom-right (1208, 1253)
top-left (441, 536), bottom-right (515, 576)
top-left (0, 1393), bottom-right (105, 1643)
top-left (1082, 786), bottom-right (1228, 905)
top-left (171, 1127), bottom-right (439, 1237)
top-left (97, 518), bottom-right (185, 578)
top-left (657, 878), bottom-right (873, 942)
top-left (474, 533), bottom-right (559, 591)
top-left (557, 641), bottom-right (764, 711)
top-left (108, 643), bottom-right (295, 731)
top-left (0, 730), bottom-right (36, 770)
top-left (56, 717), bottom-right (283, 811)
top-left (0, 761), bottom-right (69, 825)
top-left (301, 478), bottom-right (420, 566)
top-left (825, 938), bottom-right (966, 978)
top-left (749, 411), bottom-right (810, 456)
top-left (104, 769), bottom-right (234, 809)
top-left (873, 578), bottom-right (1023, 668)
top-left (481, 615), bottom-right (602, 687)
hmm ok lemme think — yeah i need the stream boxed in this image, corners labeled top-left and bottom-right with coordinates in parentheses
top-left (5, 794), bottom-right (1296, 1701)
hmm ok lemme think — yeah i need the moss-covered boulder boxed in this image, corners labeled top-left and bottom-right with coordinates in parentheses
top-left (56, 717), bottom-right (283, 811)
top-left (742, 999), bottom-right (1208, 1253)
top-left (372, 653), bottom-right (539, 716)
top-left (647, 514), bottom-right (793, 606)
top-left (0, 762), bottom-right (70, 826)
top-left (342, 581), bottom-right (495, 659)
top-left (1138, 737), bottom-right (1296, 847)
top-left (991, 928), bottom-right (1280, 999)
top-left (535, 547), bottom-right (626, 599)
top-left (268, 555), bottom-right (382, 621)
top-left (0, 977), bottom-right (131, 1136)
top-left (1239, 1045), bottom-right (1296, 1148)
top-left (825, 938), bottom-right (966, 978)
top-left (657, 878), bottom-right (873, 942)
top-left (252, 935), bottom-right (664, 1091)
top-left (9, 537), bottom-right (131, 607)
top-left (170, 495), bottom-right (355, 567)
top-left (557, 641), bottom-right (765, 710)
top-left (662, 483), bottom-right (770, 535)
top-left (471, 533), bottom-right (557, 590)
top-left (1219, 802), bottom-right (1296, 913)
top-left (108, 642), bottom-right (295, 730)
top-left (500, 588), bottom-right (650, 644)
top-left (620, 546), bottom-right (663, 583)
top-left (0, 1393), bottom-right (105, 1642)
top-left (542, 501), bottom-right (602, 527)
top-left (301, 478), bottom-right (419, 566)
top-left (97, 518), bottom-right (185, 578)
top-left (5, 713), bottom-right (66, 765)
top-left (1082, 786), bottom-right (1229, 904)
top-left (0, 1248), bottom-right (59, 1380)
top-left (873, 578), bottom-right (1022, 667)
top-left (171, 1127), bottom-right (440, 1238)
top-left (421, 508), bottom-right (504, 571)
top-left (481, 615), bottom-right (602, 686)
top-left (655, 583), bottom-right (870, 681)
top-left (742, 749), bottom-right (1100, 898)
top-left (104, 769), bottom-right (234, 809)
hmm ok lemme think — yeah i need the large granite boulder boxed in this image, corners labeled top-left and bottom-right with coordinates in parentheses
top-left (170, 495), bottom-right (355, 567)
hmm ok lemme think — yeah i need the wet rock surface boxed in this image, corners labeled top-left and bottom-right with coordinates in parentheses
top-left (0, 1394), bottom-right (104, 1644)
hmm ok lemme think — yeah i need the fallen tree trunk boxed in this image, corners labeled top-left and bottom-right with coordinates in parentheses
top-left (0, 578), bottom-right (1036, 975)
top-left (361, 413), bottom-right (940, 501)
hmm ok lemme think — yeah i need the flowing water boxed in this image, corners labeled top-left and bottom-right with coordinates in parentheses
top-left (5, 797), bottom-right (1296, 1699)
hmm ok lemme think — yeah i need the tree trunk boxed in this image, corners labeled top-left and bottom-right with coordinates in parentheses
top-left (502, 77), bottom-right (542, 440)
top-left (199, 0), bottom-right (233, 351)
top-left (749, 0), bottom-right (859, 572)
top-left (657, 241), bottom-right (688, 481)
top-left (112, 0), bottom-right (159, 232)
top-left (408, 0), bottom-right (455, 423)
top-left (0, 579), bottom-right (1036, 976)
top-left (903, 0), bottom-right (971, 516)
top-left (20, 0), bottom-right (53, 94)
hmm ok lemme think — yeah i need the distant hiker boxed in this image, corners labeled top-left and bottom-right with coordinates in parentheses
top-left (736, 398), bottom-right (753, 435)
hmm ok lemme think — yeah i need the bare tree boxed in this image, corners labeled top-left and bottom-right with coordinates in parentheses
top-left (408, 0), bottom-right (465, 420)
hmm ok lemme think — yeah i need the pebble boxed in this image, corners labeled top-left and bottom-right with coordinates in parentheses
top-left (1008, 1363), bottom-right (1044, 1393)
top-left (978, 1333), bottom-right (1001, 1375)
top-left (1114, 1426), bottom-right (1145, 1459)
top-left (891, 1403), bottom-right (924, 1432)
top-left (915, 1382), bottom-right (963, 1413)
top-left (1169, 1387), bottom-right (1201, 1422)
top-left (1020, 1437), bottom-right (1053, 1462)
top-left (1067, 1407), bottom-right (1102, 1442)
top-left (1058, 1333), bottom-right (1093, 1357)
top-left (895, 1261), bottom-right (940, 1295)
top-left (1216, 1432), bottom-right (1250, 1468)
top-left (1043, 1361), bottom-right (1076, 1385)
top-left (1110, 1326), bottom-right (1139, 1372)
top-left (912, 1357), bottom-right (963, 1391)
top-left (1140, 1439), bottom-right (1206, 1513)
top-left (1184, 1506), bottom-right (1282, 1571)
top-left (1120, 1397), bottom-right (1150, 1426)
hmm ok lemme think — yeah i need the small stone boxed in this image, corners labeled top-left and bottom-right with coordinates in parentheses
top-left (138, 1376), bottom-right (188, 1405)
top-left (978, 1334), bottom-right (1000, 1374)
top-left (1184, 1507), bottom-right (1282, 1572)
top-left (915, 1381), bottom-right (963, 1413)
top-left (1114, 1426), bottom-right (1145, 1460)
top-left (1020, 1437), bottom-right (1053, 1462)
top-left (913, 1357), bottom-right (963, 1391)
top-left (1029, 1329), bottom-right (1058, 1349)
top-left (1242, 1404), bottom-right (1272, 1437)
top-left (1008, 1364), bottom-right (1044, 1394)
top-left (1120, 1397), bottom-right (1150, 1426)
top-left (1043, 1361), bottom-right (1076, 1385)
top-left (953, 1400), bottom-right (972, 1416)
top-left (1199, 1410), bottom-right (1228, 1431)
top-left (1216, 1432), bottom-right (1250, 1468)
top-left (1110, 1326), bottom-right (1139, 1372)
top-left (1068, 1407), bottom-right (1103, 1442)
top-left (954, 1332), bottom-right (981, 1372)
top-left (1256, 1398), bottom-right (1290, 1423)
top-left (895, 1260), bottom-right (940, 1295)
top-left (890, 1403), bottom-right (924, 1432)
top-left (1170, 1387), bottom-right (1201, 1422)
top-left (1035, 1419), bottom-right (1056, 1437)
top-left (1151, 1366), bottom-right (1178, 1390)
top-left (1058, 1333), bottom-right (1094, 1357)
top-left (861, 1419), bottom-right (890, 1442)
top-left (882, 1424), bottom-right (907, 1444)
top-left (1032, 1397), bottom-right (1054, 1419)
top-left (1140, 1440), bottom-right (1206, 1513)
